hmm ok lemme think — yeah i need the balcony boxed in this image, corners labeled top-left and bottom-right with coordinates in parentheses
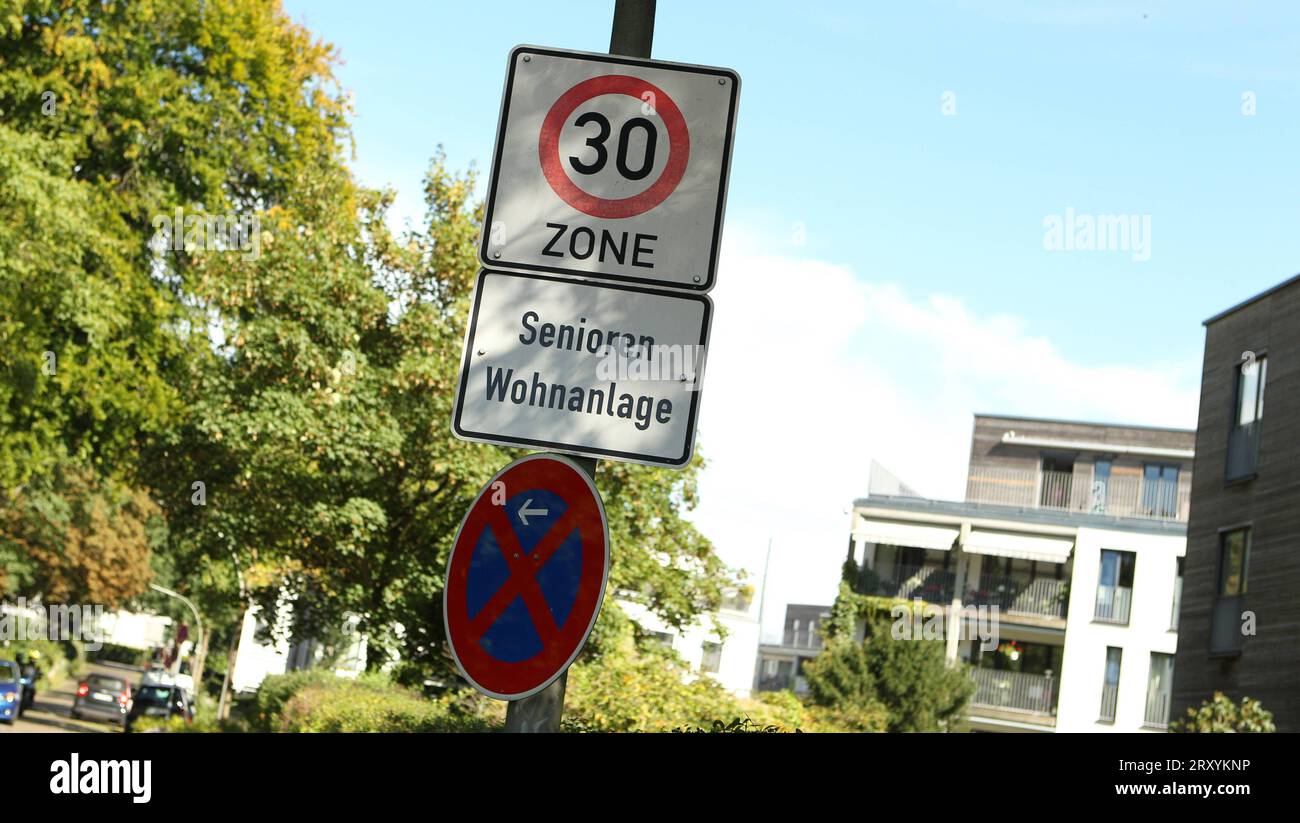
top-left (1093, 584), bottom-right (1133, 624)
top-left (966, 467), bottom-right (1189, 523)
top-left (966, 573), bottom-right (1068, 620)
top-left (857, 564), bottom-right (954, 604)
top-left (969, 668), bottom-right (1057, 717)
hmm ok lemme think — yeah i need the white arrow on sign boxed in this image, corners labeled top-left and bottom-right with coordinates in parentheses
top-left (517, 498), bottom-right (549, 526)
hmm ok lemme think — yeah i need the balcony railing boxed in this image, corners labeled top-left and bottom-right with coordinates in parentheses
top-left (857, 564), bottom-right (954, 604)
top-left (966, 467), bottom-right (1190, 523)
top-left (1144, 690), bottom-right (1172, 729)
top-left (782, 628), bottom-right (824, 650)
top-left (966, 574), bottom-right (1068, 620)
top-left (969, 668), bottom-right (1056, 716)
top-left (1094, 585), bottom-right (1133, 624)
top-left (1099, 683), bottom-right (1119, 721)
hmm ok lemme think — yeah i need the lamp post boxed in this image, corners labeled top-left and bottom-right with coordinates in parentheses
top-left (149, 583), bottom-right (205, 693)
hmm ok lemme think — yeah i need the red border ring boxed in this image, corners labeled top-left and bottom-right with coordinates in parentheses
top-left (539, 74), bottom-right (690, 219)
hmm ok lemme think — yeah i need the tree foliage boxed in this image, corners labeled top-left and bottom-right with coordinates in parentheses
top-left (1170, 692), bottom-right (1276, 733)
top-left (0, 0), bottom-right (736, 690)
top-left (803, 584), bottom-right (974, 732)
top-left (0, 464), bottom-right (158, 606)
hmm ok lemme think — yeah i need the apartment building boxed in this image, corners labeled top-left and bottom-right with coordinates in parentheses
top-left (1172, 274), bottom-right (1300, 732)
top-left (755, 604), bottom-right (832, 695)
top-left (618, 589), bottom-right (762, 697)
top-left (845, 415), bottom-right (1191, 732)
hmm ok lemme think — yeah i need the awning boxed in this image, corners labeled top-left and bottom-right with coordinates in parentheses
top-left (854, 518), bottom-right (958, 552)
top-left (963, 530), bottom-right (1073, 564)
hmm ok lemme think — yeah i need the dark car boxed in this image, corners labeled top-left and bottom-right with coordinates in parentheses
top-left (125, 684), bottom-right (191, 732)
top-left (71, 674), bottom-right (131, 728)
top-left (0, 660), bottom-right (24, 724)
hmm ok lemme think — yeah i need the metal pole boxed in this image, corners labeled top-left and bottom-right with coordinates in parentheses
top-left (149, 583), bottom-right (204, 674)
top-left (504, 0), bottom-right (654, 734)
top-left (610, 0), bottom-right (655, 58)
top-left (504, 456), bottom-right (596, 733)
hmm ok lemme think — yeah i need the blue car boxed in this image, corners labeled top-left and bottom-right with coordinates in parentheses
top-left (0, 660), bottom-right (25, 724)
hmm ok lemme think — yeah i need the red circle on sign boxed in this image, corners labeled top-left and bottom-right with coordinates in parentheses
top-left (538, 74), bottom-right (691, 219)
top-left (443, 454), bottom-right (609, 700)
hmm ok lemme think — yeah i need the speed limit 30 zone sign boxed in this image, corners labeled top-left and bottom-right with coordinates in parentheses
top-left (480, 45), bottom-right (740, 292)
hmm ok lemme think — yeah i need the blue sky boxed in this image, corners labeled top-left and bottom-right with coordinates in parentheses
top-left (284, 0), bottom-right (1300, 638)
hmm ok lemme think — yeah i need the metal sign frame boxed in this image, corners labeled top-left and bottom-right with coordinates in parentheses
top-left (479, 45), bottom-right (740, 292)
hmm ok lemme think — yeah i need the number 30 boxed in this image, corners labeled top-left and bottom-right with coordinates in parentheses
top-left (568, 112), bottom-right (658, 181)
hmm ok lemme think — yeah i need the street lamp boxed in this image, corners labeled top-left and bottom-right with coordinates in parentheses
top-left (148, 583), bottom-right (204, 687)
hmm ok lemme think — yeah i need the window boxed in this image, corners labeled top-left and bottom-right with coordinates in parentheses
top-left (1228, 357), bottom-right (1266, 480)
top-left (1095, 549), bottom-right (1135, 623)
top-left (643, 630), bottom-right (674, 649)
top-left (1211, 528), bottom-right (1250, 654)
top-left (1144, 653), bottom-right (1175, 728)
top-left (700, 641), bottom-right (722, 674)
top-left (1141, 463), bottom-right (1180, 518)
top-left (1040, 455), bottom-right (1074, 508)
top-left (1236, 356), bottom-right (1267, 425)
top-left (1170, 557), bottom-right (1184, 630)
top-left (1090, 459), bottom-right (1112, 513)
top-left (1100, 647), bottom-right (1122, 722)
top-left (1219, 528), bottom-right (1250, 598)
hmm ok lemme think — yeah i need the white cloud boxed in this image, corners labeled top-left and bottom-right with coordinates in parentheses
top-left (692, 227), bottom-right (1199, 641)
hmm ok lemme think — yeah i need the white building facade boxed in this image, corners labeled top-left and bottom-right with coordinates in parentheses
top-left (828, 415), bottom-right (1194, 733)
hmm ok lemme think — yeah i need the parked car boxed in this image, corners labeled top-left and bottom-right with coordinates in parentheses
top-left (71, 674), bottom-right (132, 728)
top-left (125, 684), bottom-right (192, 732)
top-left (0, 660), bottom-right (25, 724)
top-left (140, 665), bottom-right (195, 702)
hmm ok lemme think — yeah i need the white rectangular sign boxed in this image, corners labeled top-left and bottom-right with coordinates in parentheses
top-left (480, 45), bottom-right (740, 292)
top-left (452, 270), bottom-right (711, 468)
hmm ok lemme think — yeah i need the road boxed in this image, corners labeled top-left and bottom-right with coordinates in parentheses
top-left (0, 661), bottom-right (144, 734)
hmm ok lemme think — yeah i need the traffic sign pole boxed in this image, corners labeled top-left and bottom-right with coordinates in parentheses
top-left (502, 0), bottom-right (655, 732)
top-left (502, 455), bottom-right (596, 733)
top-left (610, 0), bottom-right (655, 58)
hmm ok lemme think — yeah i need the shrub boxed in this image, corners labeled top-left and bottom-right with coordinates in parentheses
top-left (270, 673), bottom-right (501, 733)
top-left (1170, 692), bottom-right (1275, 733)
top-left (563, 642), bottom-right (746, 732)
top-left (803, 617), bottom-right (974, 732)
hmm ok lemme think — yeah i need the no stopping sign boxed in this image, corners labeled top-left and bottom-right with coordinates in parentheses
top-left (481, 46), bottom-right (740, 292)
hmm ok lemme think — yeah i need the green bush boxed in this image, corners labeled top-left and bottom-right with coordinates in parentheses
top-left (563, 641), bottom-right (746, 732)
top-left (248, 669), bottom-right (338, 732)
top-left (1170, 692), bottom-right (1275, 733)
top-left (249, 671), bottom-right (499, 733)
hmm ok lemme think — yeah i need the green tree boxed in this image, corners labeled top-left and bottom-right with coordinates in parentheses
top-left (804, 587), bottom-right (974, 732)
top-left (0, 464), bottom-right (158, 606)
top-left (1170, 692), bottom-right (1275, 733)
top-left (1, 1), bottom-right (737, 689)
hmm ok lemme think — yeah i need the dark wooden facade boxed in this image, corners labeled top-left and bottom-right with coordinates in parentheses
top-left (1172, 274), bottom-right (1300, 732)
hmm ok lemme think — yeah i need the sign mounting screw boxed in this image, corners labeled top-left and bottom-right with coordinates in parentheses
top-left (522, 55), bottom-right (531, 63)
top-left (692, 275), bottom-right (700, 282)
